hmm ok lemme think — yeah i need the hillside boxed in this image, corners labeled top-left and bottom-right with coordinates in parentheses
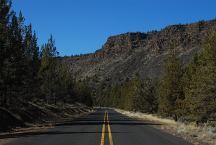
top-left (64, 19), bottom-right (216, 89)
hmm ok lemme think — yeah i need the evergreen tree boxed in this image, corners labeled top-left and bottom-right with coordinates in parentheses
top-left (185, 33), bottom-right (216, 122)
top-left (39, 35), bottom-right (58, 104)
top-left (32, 32), bottom-right (40, 76)
top-left (0, 0), bottom-right (93, 109)
top-left (2, 13), bottom-right (26, 105)
top-left (135, 78), bottom-right (157, 113)
top-left (178, 53), bottom-right (200, 121)
top-left (54, 61), bottom-right (75, 103)
top-left (23, 24), bottom-right (40, 99)
top-left (157, 52), bottom-right (183, 119)
top-left (0, 0), bottom-right (11, 67)
top-left (74, 80), bottom-right (93, 106)
top-left (0, 0), bottom-right (13, 106)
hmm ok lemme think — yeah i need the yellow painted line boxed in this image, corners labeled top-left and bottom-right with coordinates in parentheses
top-left (100, 123), bottom-right (105, 145)
top-left (100, 111), bottom-right (114, 145)
top-left (107, 112), bottom-right (114, 145)
top-left (100, 112), bottom-right (106, 145)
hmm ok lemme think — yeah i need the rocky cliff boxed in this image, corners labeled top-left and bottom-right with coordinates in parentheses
top-left (63, 19), bottom-right (216, 89)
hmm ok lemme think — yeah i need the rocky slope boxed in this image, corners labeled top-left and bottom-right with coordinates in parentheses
top-left (64, 19), bottom-right (216, 89)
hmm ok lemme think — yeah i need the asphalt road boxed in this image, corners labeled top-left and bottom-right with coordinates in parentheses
top-left (0, 109), bottom-right (192, 145)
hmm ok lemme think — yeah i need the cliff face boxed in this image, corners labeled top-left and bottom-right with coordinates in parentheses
top-left (64, 19), bottom-right (216, 88)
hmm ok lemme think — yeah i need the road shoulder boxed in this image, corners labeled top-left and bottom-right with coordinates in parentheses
top-left (115, 108), bottom-right (216, 145)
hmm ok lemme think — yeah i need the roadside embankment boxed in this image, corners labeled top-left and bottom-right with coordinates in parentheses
top-left (0, 101), bottom-right (93, 133)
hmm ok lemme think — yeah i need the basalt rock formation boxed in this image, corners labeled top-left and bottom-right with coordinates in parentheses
top-left (64, 19), bottom-right (216, 90)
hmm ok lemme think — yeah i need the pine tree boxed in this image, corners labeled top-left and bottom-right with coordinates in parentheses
top-left (177, 53), bottom-right (200, 121)
top-left (54, 61), bottom-right (76, 103)
top-left (0, 0), bottom-right (93, 109)
top-left (157, 51), bottom-right (183, 119)
top-left (2, 13), bottom-right (26, 106)
top-left (0, 0), bottom-right (10, 65)
top-left (0, 0), bottom-right (13, 106)
top-left (39, 35), bottom-right (58, 104)
top-left (0, 3), bottom-right (35, 106)
top-left (136, 78), bottom-right (157, 113)
top-left (185, 33), bottom-right (216, 123)
top-left (23, 24), bottom-right (40, 99)
top-left (32, 32), bottom-right (40, 76)
top-left (74, 80), bottom-right (93, 106)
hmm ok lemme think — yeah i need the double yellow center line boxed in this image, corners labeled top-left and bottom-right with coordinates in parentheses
top-left (100, 111), bottom-right (114, 145)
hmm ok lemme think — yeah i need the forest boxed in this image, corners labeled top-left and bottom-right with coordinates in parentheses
top-left (98, 34), bottom-right (216, 125)
top-left (0, 0), bottom-right (93, 110)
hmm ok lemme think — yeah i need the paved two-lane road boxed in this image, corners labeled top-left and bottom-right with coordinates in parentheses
top-left (0, 109), bottom-right (192, 145)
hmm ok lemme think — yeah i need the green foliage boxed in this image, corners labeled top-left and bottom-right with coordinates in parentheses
top-left (0, 1), bottom-right (93, 107)
top-left (156, 34), bottom-right (216, 123)
top-left (38, 36), bottom-right (93, 105)
top-left (1, 0), bottom-right (216, 125)
top-left (184, 33), bottom-right (216, 122)
top-left (97, 34), bottom-right (216, 125)
top-left (157, 52), bottom-right (184, 119)
top-left (39, 35), bottom-right (59, 104)
top-left (98, 76), bottom-right (157, 113)
top-left (74, 80), bottom-right (93, 106)
top-left (134, 78), bottom-right (157, 113)
top-left (0, 0), bottom-right (12, 106)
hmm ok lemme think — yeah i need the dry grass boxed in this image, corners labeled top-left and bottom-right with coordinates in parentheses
top-left (115, 109), bottom-right (216, 145)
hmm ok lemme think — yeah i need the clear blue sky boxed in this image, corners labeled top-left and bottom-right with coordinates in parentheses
top-left (13, 0), bottom-right (216, 56)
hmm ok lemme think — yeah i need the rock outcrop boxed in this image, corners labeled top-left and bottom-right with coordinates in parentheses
top-left (63, 19), bottom-right (216, 90)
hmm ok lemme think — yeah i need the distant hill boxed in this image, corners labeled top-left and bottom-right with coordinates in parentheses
top-left (63, 19), bottom-right (216, 91)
